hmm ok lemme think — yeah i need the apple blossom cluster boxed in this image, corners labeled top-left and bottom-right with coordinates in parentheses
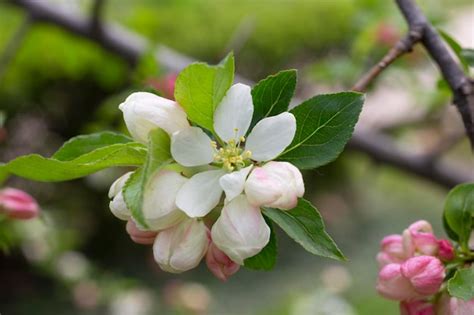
top-left (0, 187), bottom-right (40, 220)
top-left (108, 83), bottom-right (305, 279)
top-left (376, 220), bottom-right (474, 314)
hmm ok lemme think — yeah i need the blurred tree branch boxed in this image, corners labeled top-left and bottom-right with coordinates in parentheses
top-left (354, 0), bottom-right (474, 149)
top-left (6, 0), bottom-right (473, 188)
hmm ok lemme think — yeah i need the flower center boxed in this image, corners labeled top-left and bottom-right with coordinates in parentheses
top-left (211, 136), bottom-right (252, 172)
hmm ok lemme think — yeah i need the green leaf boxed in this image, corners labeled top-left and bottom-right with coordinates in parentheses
top-left (461, 48), bottom-right (474, 67)
top-left (0, 143), bottom-right (146, 182)
top-left (174, 53), bottom-right (234, 131)
top-left (262, 198), bottom-right (345, 261)
top-left (250, 70), bottom-right (297, 129)
top-left (278, 92), bottom-right (364, 169)
top-left (244, 216), bottom-right (277, 271)
top-left (53, 131), bottom-right (133, 161)
top-left (443, 183), bottom-right (474, 250)
top-left (448, 267), bottom-right (474, 301)
top-left (439, 30), bottom-right (469, 72)
top-left (123, 128), bottom-right (173, 228)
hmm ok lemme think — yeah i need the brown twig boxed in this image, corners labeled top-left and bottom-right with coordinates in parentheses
top-left (354, 0), bottom-right (474, 148)
top-left (6, 0), bottom-right (473, 188)
top-left (352, 27), bottom-right (422, 92)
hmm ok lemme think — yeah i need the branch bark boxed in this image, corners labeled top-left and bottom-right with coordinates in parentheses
top-left (6, 0), bottom-right (473, 188)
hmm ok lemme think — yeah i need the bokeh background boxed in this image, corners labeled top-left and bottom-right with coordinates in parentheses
top-left (1, 0), bottom-right (473, 314)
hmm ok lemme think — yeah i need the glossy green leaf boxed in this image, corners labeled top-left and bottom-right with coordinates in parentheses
top-left (278, 92), bottom-right (364, 169)
top-left (0, 143), bottom-right (146, 182)
top-left (263, 198), bottom-right (345, 261)
top-left (123, 128), bottom-right (173, 228)
top-left (53, 131), bottom-right (133, 161)
top-left (250, 69), bottom-right (297, 128)
top-left (443, 183), bottom-right (474, 250)
top-left (244, 216), bottom-right (277, 271)
top-left (174, 53), bottom-right (234, 131)
top-left (448, 267), bottom-right (474, 301)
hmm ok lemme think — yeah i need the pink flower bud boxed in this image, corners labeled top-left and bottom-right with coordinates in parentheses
top-left (438, 239), bottom-right (455, 261)
top-left (244, 161), bottom-right (304, 210)
top-left (126, 220), bottom-right (157, 245)
top-left (400, 300), bottom-right (434, 315)
top-left (0, 188), bottom-right (40, 220)
top-left (403, 220), bottom-right (439, 256)
top-left (436, 293), bottom-right (474, 315)
top-left (377, 234), bottom-right (407, 267)
top-left (376, 263), bottom-right (420, 301)
top-left (206, 242), bottom-right (240, 281)
top-left (401, 256), bottom-right (445, 297)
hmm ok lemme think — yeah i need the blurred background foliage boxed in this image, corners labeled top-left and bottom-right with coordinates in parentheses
top-left (0, 0), bottom-right (473, 314)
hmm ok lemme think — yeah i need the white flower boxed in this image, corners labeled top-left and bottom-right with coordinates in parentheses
top-left (142, 169), bottom-right (188, 230)
top-left (108, 172), bottom-right (133, 220)
top-left (211, 195), bottom-right (270, 265)
top-left (245, 161), bottom-right (304, 210)
top-left (119, 92), bottom-right (189, 143)
top-left (171, 83), bottom-right (297, 218)
top-left (153, 218), bottom-right (209, 273)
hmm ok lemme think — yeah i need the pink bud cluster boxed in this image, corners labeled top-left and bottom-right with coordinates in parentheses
top-left (0, 187), bottom-right (40, 220)
top-left (376, 220), bottom-right (458, 314)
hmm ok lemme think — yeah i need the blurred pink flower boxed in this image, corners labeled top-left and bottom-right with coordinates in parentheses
top-left (147, 73), bottom-right (177, 100)
top-left (400, 300), bottom-right (434, 315)
top-left (377, 234), bottom-right (408, 267)
top-left (0, 187), bottom-right (40, 220)
top-left (438, 239), bottom-right (455, 262)
top-left (376, 256), bottom-right (445, 301)
top-left (403, 220), bottom-right (439, 257)
top-left (436, 293), bottom-right (474, 315)
top-left (206, 242), bottom-right (240, 281)
top-left (401, 256), bottom-right (445, 297)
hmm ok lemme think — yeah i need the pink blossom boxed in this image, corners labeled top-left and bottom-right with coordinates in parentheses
top-left (438, 239), bottom-right (455, 261)
top-left (400, 256), bottom-right (445, 297)
top-left (0, 188), bottom-right (40, 220)
top-left (206, 242), bottom-right (240, 281)
top-left (403, 220), bottom-right (439, 257)
top-left (400, 300), bottom-right (434, 315)
top-left (377, 234), bottom-right (407, 267)
top-left (126, 220), bottom-right (157, 245)
top-left (376, 263), bottom-right (420, 301)
top-left (376, 256), bottom-right (445, 301)
top-left (436, 293), bottom-right (474, 315)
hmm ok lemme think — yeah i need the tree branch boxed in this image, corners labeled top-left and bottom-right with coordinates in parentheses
top-left (6, 0), bottom-right (473, 188)
top-left (90, 0), bottom-right (106, 35)
top-left (352, 28), bottom-right (422, 92)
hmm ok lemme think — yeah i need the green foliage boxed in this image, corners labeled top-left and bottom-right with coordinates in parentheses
top-left (263, 199), bottom-right (345, 261)
top-left (443, 183), bottom-right (474, 250)
top-left (461, 49), bottom-right (474, 67)
top-left (250, 70), bottom-right (297, 129)
top-left (0, 143), bottom-right (146, 182)
top-left (174, 53), bottom-right (234, 131)
top-left (448, 267), bottom-right (474, 301)
top-left (278, 92), bottom-right (364, 169)
top-left (53, 132), bottom-right (133, 161)
top-left (244, 216), bottom-right (277, 271)
top-left (123, 128), bottom-right (172, 228)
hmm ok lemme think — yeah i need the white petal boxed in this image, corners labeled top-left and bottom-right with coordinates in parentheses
top-left (214, 84), bottom-right (254, 142)
top-left (108, 172), bottom-right (133, 198)
top-left (219, 166), bottom-right (252, 202)
top-left (211, 195), bottom-right (270, 265)
top-left (176, 169), bottom-right (225, 217)
top-left (109, 192), bottom-right (131, 221)
top-left (143, 170), bottom-right (188, 230)
top-left (245, 112), bottom-right (296, 161)
top-left (119, 92), bottom-right (189, 143)
top-left (153, 218), bottom-right (209, 273)
top-left (171, 127), bottom-right (215, 167)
